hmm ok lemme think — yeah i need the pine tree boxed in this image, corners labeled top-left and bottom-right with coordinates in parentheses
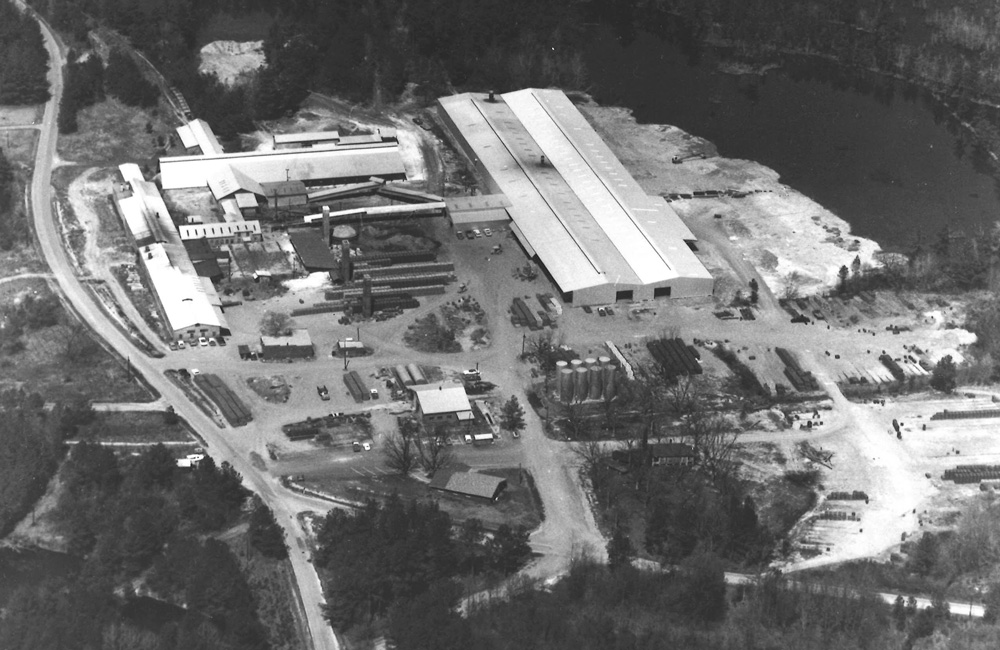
top-left (499, 395), bottom-right (526, 436)
top-left (248, 496), bottom-right (287, 559)
top-left (606, 523), bottom-right (632, 571)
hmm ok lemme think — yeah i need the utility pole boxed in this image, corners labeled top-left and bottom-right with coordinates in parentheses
top-left (521, 332), bottom-right (526, 356)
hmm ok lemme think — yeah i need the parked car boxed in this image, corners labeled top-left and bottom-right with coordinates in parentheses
top-left (362, 442), bottom-right (371, 451)
top-left (466, 229), bottom-right (476, 239)
top-left (456, 230), bottom-right (464, 240)
top-left (177, 340), bottom-right (187, 349)
top-left (473, 228), bottom-right (483, 238)
top-left (597, 307), bottom-right (607, 317)
top-left (190, 368), bottom-right (201, 376)
top-left (169, 342), bottom-right (178, 351)
top-left (606, 307), bottom-right (615, 316)
top-left (484, 227), bottom-right (493, 237)
top-left (217, 337), bottom-right (227, 347)
top-left (369, 388), bottom-right (379, 399)
top-left (198, 336), bottom-right (209, 347)
top-left (317, 385), bottom-right (330, 400)
top-left (582, 305), bottom-right (592, 314)
top-left (512, 430), bottom-right (520, 439)
top-left (208, 338), bottom-right (217, 346)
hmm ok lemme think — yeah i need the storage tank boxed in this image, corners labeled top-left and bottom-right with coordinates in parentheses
top-left (559, 369), bottom-right (574, 404)
top-left (574, 367), bottom-right (589, 402)
top-left (598, 356), bottom-right (612, 367)
top-left (588, 365), bottom-right (603, 400)
top-left (570, 358), bottom-right (584, 370)
top-left (584, 357), bottom-right (597, 368)
top-left (555, 360), bottom-right (569, 373)
top-left (406, 363), bottom-right (427, 385)
top-left (602, 364), bottom-right (617, 400)
top-left (395, 364), bottom-right (413, 386)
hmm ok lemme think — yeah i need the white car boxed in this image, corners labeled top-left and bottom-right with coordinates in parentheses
top-left (198, 336), bottom-right (209, 347)
top-left (190, 368), bottom-right (201, 376)
top-left (472, 229), bottom-right (483, 238)
top-left (362, 442), bottom-right (371, 451)
top-left (484, 227), bottom-right (492, 237)
top-left (177, 340), bottom-right (186, 349)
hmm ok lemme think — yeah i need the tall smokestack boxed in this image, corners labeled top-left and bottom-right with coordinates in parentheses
top-left (362, 275), bottom-right (374, 318)
top-left (322, 205), bottom-right (331, 246)
top-left (340, 239), bottom-right (352, 282)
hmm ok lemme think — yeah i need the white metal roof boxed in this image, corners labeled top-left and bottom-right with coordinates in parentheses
top-left (138, 243), bottom-right (224, 332)
top-left (160, 144), bottom-right (406, 190)
top-left (274, 130), bottom-right (340, 146)
top-left (412, 381), bottom-right (472, 415)
top-left (207, 165), bottom-right (265, 200)
top-left (175, 124), bottom-right (198, 149)
top-left (178, 220), bottom-right (261, 240)
top-left (437, 90), bottom-right (713, 293)
top-left (187, 119), bottom-right (224, 155)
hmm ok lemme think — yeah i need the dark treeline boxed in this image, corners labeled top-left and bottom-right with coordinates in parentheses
top-left (314, 496), bottom-right (532, 641)
top-left (385, 556), bottom-right (944, 650)
top-left (0, 443), bottom-right (280, 650)
top-left (0, 0), bottom-right (50, 105)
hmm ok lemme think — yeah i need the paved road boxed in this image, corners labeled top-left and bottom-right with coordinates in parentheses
top-left (20, 6), bottom-right (339, 650)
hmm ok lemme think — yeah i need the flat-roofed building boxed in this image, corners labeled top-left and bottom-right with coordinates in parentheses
top-left (437, 89), bottom-right (714, 306)
top-left (260, 329), bottom-right (315, 360)
top-left (178, 221), bottom-right (262, 247)
top-left (411, 381), bottom-right (473, 423)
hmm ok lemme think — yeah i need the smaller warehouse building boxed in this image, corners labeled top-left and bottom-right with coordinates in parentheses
top-left (429, 470), bottom-right (507, 502)
top-left (261, 329), bottom-right (315, 360)
top-left (411, 381), bottom-right (473, 423)
top-left (649, 443), bottom-right (697, 467)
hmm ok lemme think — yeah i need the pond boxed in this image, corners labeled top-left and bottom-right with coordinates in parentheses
top-left (584, 27), bottom-right (1000, 251)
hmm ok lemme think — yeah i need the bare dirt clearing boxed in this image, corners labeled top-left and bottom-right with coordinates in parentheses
top-left (199, 40), bottom-right (264, 85)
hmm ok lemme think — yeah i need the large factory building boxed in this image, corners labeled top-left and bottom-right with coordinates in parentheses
top-left (437, 89), bottom-right (714, 305)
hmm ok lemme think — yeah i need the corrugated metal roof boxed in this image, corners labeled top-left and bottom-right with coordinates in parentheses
top-left (207, 165), bottom-right (265, 200)
top-left (187, 119), bottom-right (224, 155)
top-left (273, 130), bottom-right (340, 146)
top-left (288, 231), bottom-right (338, 270)
top-left (178, 221), bottom-right (261, 240)
top-left (138, 243), bottom-right (224, 331)
top-left (160, 145), bottom-right (406, 190)
top-left (411, 381), bottom-right (472, 415)
top-left (429, 471), bottom-right (506, 500)
top-left (176, 124), bottom-right (198, 149)
top-left (437, 91), bottom-right (714, 291)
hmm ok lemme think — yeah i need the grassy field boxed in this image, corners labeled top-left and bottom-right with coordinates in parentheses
top-left (302, 466), bottom-right (543, 530)
top-left (0, 281), bottom-right (156, 402)
top-left (76, 411), bottom-right (196, 443)
top-left (0, 105), bottom-right (42, 127)
top-left (57, 98), bottom-right (176, 165)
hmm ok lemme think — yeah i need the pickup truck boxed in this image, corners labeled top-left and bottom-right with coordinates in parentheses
top-left (317, 385), bottom-right (330, 400)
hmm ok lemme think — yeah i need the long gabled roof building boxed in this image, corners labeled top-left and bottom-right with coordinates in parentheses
top-left (437, 89), bottom-right (714, 306)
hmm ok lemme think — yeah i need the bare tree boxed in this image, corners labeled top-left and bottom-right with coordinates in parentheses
top-left (259, 310), bottom-right (293, 337)
top-left (62, 321), bottom-right (101, 364)
top-left (684, 408), bottom-right (739, 483)
top-left (382, 430), bottom-right (417, 476)
top-left (417, 433), bottom-right (453, 475)
top-left (561, 401), bottom-right (590, 440)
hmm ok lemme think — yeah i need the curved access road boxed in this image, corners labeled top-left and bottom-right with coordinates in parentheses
top-left (20, 5), bottom-right (339, 650)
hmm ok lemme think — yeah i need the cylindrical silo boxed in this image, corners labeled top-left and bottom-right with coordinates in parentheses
top-left (570, 358), bottom-right (584, 370)
top-left (584, 357), bottom-right (597, 368)
top-left (598, 356), bottom-right (611, 367)
top-left (559, 369), bottom-right (574, 404)
top-left (574, 367), bottom-right (589, 402)
top-left (602, 364), bottom-right (617, 400)
top-left (588, 365), bottom-right (603, 399)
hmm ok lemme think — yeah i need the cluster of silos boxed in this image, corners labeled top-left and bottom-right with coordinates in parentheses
top-left (557, 356), bottom-right (617, 403)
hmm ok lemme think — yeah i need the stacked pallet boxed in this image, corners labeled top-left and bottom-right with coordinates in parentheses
top-left (366, 272), bottom-right (455, 290)
top-left (194, 374), bottom-right (252, 426)
top-left (352, 250), bottom-right (437, 269)
top-left (775, 347), bottom-right (820, 392)
top-left (343, 370), bottom-right (370, 403)
top-left (646, 338), bottom-right (702, 378)
top-left (943, 465), bottom-right (1000, 484)
top-left (827, 491), bottom-right (869, 501)
top-left (879, 354), bottom-right (906, 381)
top-left (284, 423), bottom-right (319, 441)
top-left (932, 408), bottom-right (1000, 421)
top-left (510, 297), bottom-right (540, 330)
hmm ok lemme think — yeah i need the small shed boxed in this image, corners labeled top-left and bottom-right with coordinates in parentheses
top-left (261, 329), bottom-right (315, 360)
top-left (649, 442), bottom-right (697, 467)
top-left (429, 471), bottom-right (507, 502)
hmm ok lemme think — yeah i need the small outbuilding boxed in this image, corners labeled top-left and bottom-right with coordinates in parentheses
top-left (649, 442), bottom-right (697, 467)
top-left (429, 470), bottom-right (507, 502)
top-left (260, 328), bottom-right (315, 360)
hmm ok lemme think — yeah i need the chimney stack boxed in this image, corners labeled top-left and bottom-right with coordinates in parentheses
top-left (488, 90), bottom-right (495, 102)
top-left (340, 239), bottom-right (352, 282)
top-left (322, 205), bottom-right (331, 246)
top-left (362, 276), bottom-right (374, 318)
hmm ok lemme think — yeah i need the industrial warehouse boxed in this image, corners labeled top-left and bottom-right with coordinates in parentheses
top-left (437, 89), bottom-right (714, 305)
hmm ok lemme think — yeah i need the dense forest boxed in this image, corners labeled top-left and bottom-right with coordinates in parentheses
top-left (0, 146), bottom-right (32, 251)
top-left (0, 0), bottom-right (50, 105)
top-left (313, 496), bottom-right (532, 644)
top-left (0, 443), bottom-right (287, 650)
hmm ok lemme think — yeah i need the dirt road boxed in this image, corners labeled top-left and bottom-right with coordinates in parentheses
top-left (22, 7), bottom-right (339, 650)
